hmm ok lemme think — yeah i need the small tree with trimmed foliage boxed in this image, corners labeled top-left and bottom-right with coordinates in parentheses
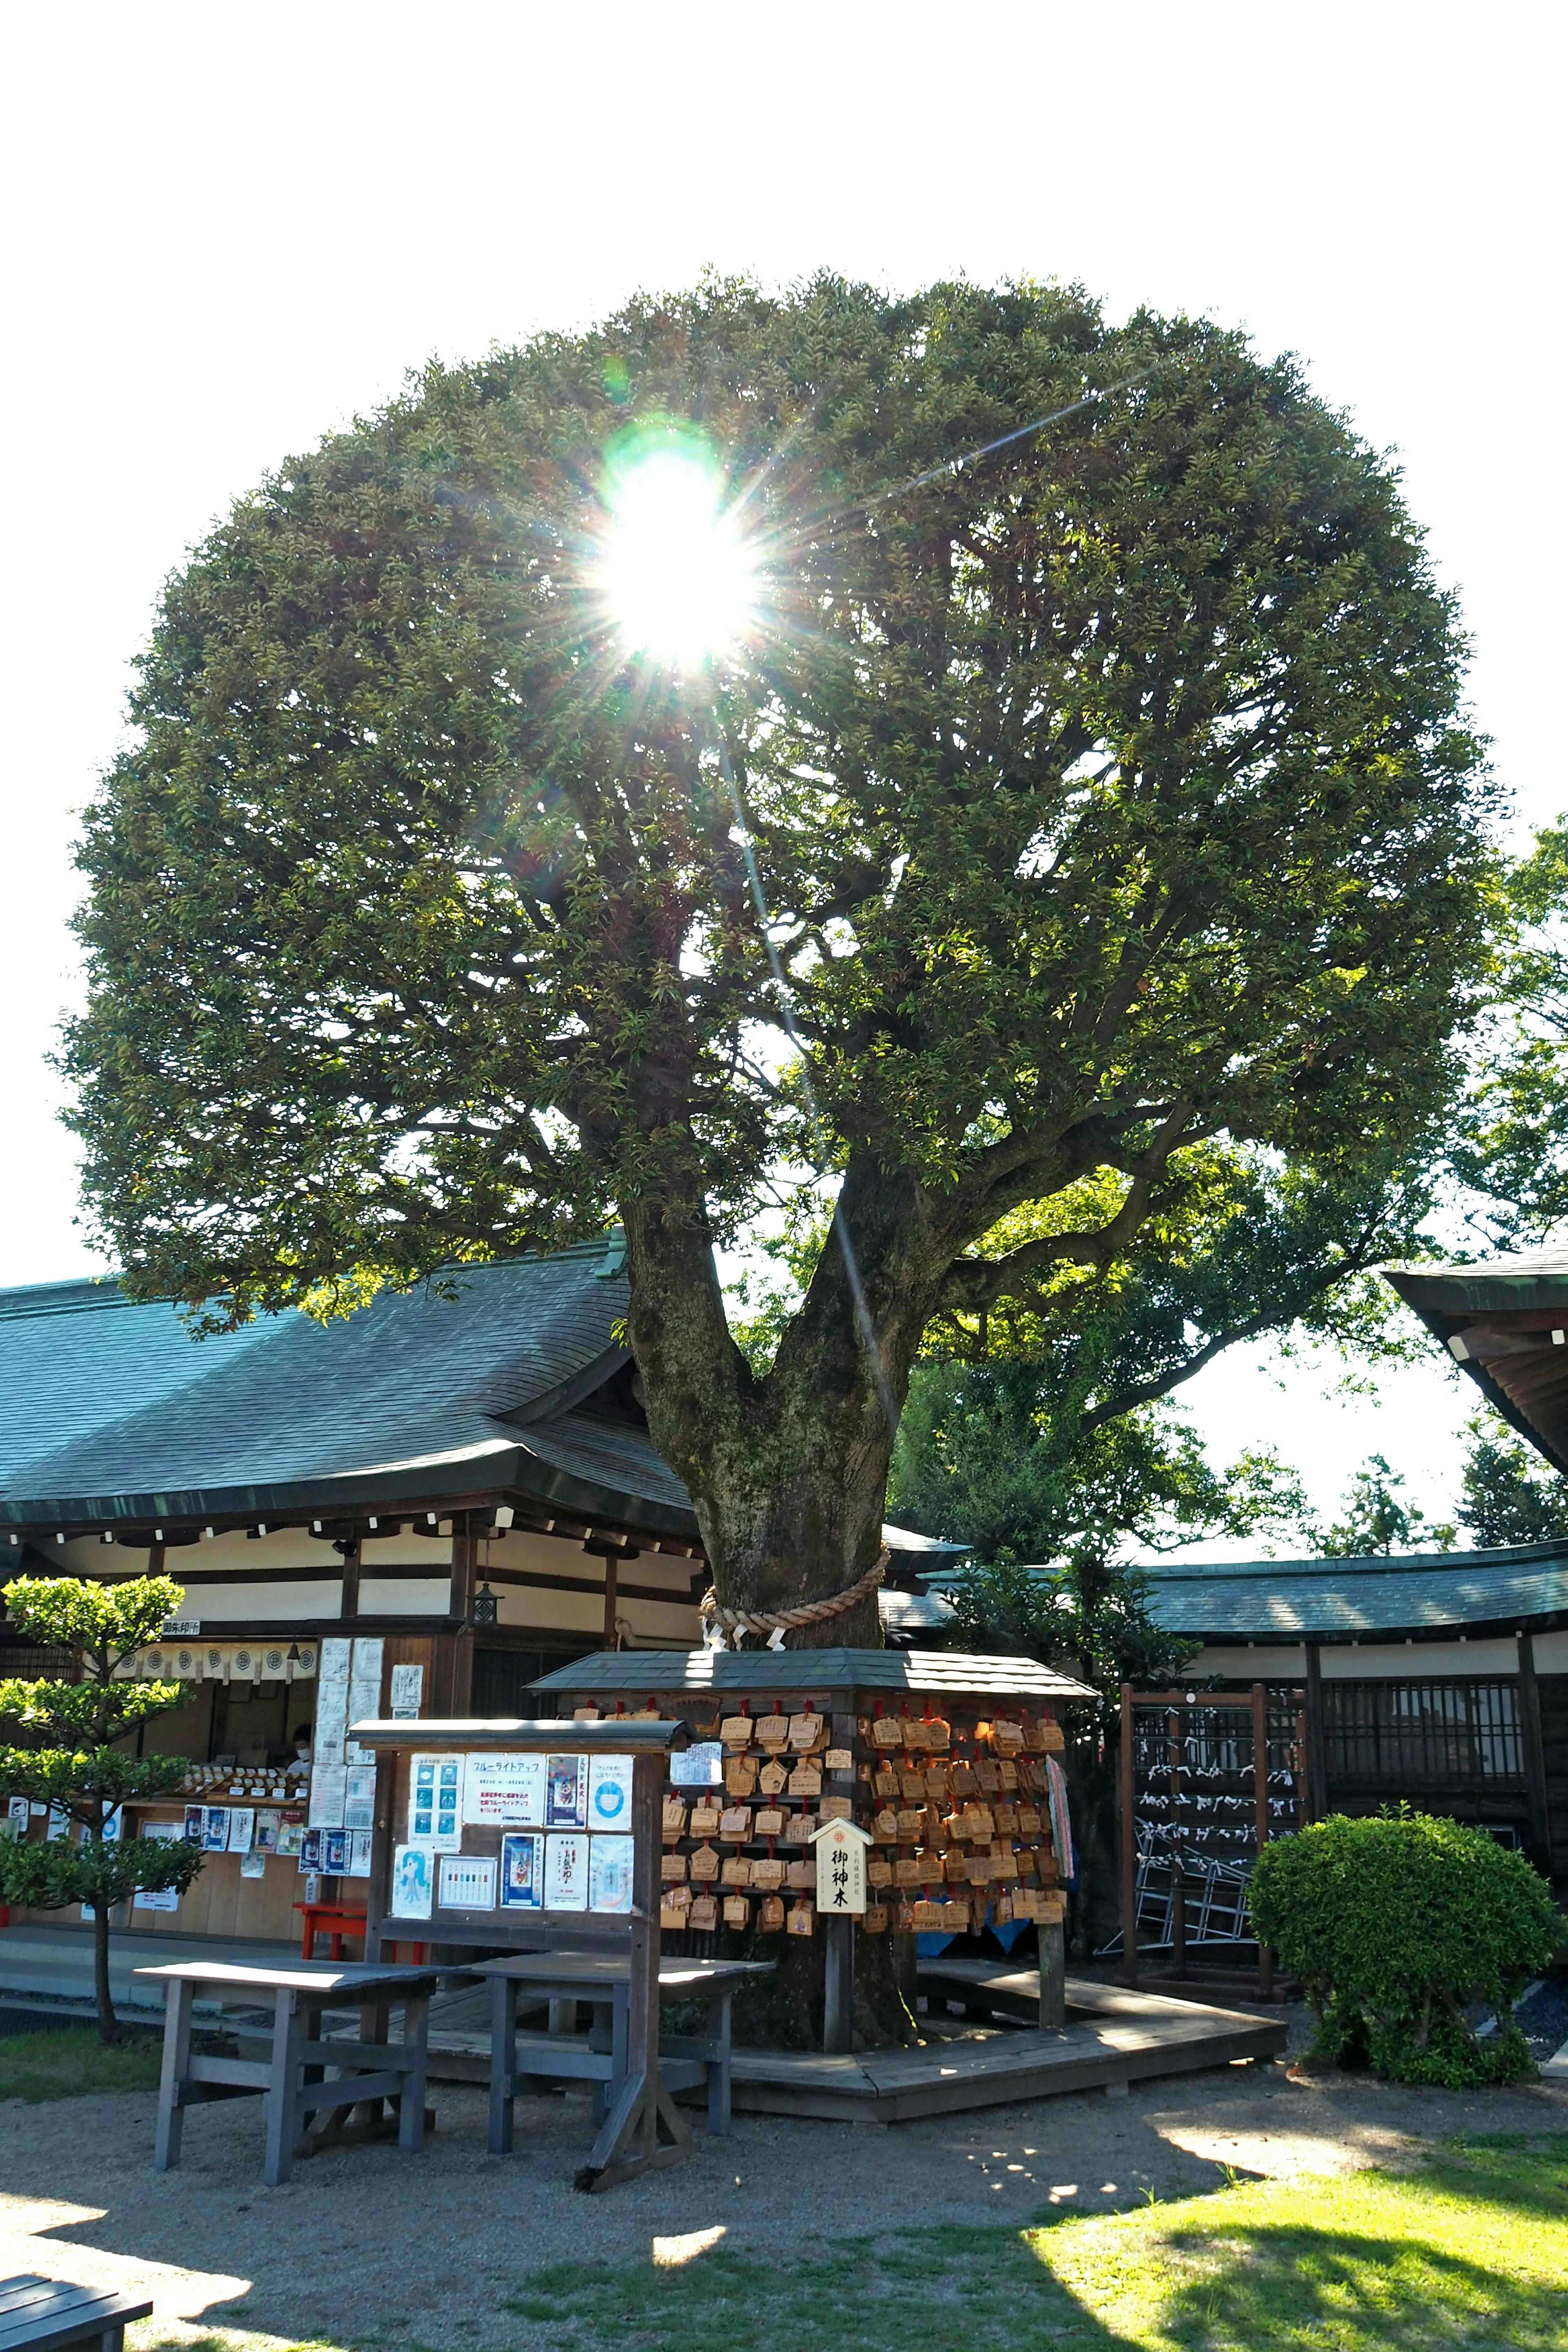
top-left (0, 1577), bottom-right (206, 2041)
top-left (1249, 1810), bottom-right (1563, 2087)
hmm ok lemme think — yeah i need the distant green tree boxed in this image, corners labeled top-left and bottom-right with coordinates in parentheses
top-left (1449, 817), bottom-right (1568, 1243)
top-left (1316, 1454), bottom-right (1456, 1558)
top-left (1459, 1414), bottom-right (1568, 1547)
top-left (0, 1578), bottom-right (205, 2041)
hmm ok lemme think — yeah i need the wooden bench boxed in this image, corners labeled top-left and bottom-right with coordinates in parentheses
top-left (475, 1951), bottom-right (770, 2150)
top-left (0, 2276), bottom-right (152, 2352)
top-left (136, 1958), bottom-right (448, 2187)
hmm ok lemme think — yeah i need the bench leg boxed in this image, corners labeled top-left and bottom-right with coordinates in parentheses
top-left (706, 1989), bottom-right (733, 2137)
top-left (398, 1993), bottom-right (430, 2154)
top-left (263, 1989), bottom-right (307, 2187)
top-left (153, 1978), bottom-right (194, 2171)
top-left (488, 1977), bottom-right (517, 2154)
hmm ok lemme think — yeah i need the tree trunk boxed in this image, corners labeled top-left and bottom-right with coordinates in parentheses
top-left (623, 1152), bottom-right (944, 1641)
top-left (92, 1900), bottom-right (118, 2046)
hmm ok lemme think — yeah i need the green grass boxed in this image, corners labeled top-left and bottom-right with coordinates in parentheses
top-left (120, 2135), bottom-right (1568, 2352)
top-left (0, 2025), bottom-right (162, 2102)
top-left (492, 2135), bottom-right (1568, 2352)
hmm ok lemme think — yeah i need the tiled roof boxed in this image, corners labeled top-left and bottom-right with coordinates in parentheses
top-left (0, 1245), bottom-right (679, 1528)
top-left (531, 1647), bottom-right (1097, 1699)
top-left (1143, 1543), bottom-right (1568, 1639)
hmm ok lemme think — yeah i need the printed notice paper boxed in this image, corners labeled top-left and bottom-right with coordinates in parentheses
top-left (544, 1830), bottom-right (588, 1910)
top-left (545, 1754), bottom-right (588, 1828)
top-left (439, 1853), bottom-right (497, 1910)
top-left (588, 1755), bottom-right (633, 1828)
top-left (588, 1833), bottom-right (634, 1913)
top-left (670, 1742), bottom-right (723, 1788)
top-left (308, 1766), bottom-right (347, 1831)
top-left (463, 1752), bottom-right (545, 1826)
top-left (408, 1753), bottom-right (462, 1851)
top-left (389, 1662), bottom-right (423, 1719)
top-left (344, 1767), bottom-right (377, 1833)
top-left (318, 1637), bottom-right (352, 1685)
top-left (134, 1820), bottom-right (183, 1910)
top-left (390, 1843), bottom-right (434, 1920)
top-left (499, 1831), bottom-right (543, 1909)
top-left (225, 1807), bottom-right (254, 1854)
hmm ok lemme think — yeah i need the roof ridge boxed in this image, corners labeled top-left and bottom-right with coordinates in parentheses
top-left (1144, 1539), bottom-right (1568, 1581)
top-left (0, 1238), bottom-right (628, 1327)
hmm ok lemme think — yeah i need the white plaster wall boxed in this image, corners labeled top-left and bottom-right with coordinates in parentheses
top-left (1187, 1637), bottom-right (1523, 1681)
top-left (358, 1577), bottom-right (449, 1617)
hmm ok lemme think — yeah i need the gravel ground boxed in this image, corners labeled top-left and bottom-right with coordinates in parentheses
top-left (0, 2008), bottom-right (1565, 2352)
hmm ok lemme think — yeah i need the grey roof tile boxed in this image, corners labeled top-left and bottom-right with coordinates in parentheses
top-left (1143, 1543), bottom-right (1568, 1637)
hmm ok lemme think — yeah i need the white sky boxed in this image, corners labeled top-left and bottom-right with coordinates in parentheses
top-left (2, 0), bottom-right (1561, 1534)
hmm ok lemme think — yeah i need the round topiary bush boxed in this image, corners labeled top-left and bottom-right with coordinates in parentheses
top-left (1248, 1810), bottom-right (1564, 2087)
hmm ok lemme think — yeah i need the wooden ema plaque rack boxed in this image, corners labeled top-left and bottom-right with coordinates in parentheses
top-left (529, 1650), bottom-right (1098, 2053)
top-left (350, 1716), bottom-right (693, 2191)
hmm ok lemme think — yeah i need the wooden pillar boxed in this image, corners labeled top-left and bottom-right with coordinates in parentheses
top-left (1038, 1918), bottom-right (1065, 2029)
top-left (1119, 1684), bottom-right (1138, 1987)
top-left (823, 1918), bottom-right (854, 2054)
top-left (627, 1750), bottom-right (662, 2160)
top-left (340, 1534), bottom-right (362, 1623)
top-left (442, 1524), bottom-right (477, 1715)
top-left (603, 1555), bottom-right (619, 1647)
top-left (1304, 1643), bottom-right (1328, 1821)
top-left (1517, 1633), bottom-right (1554, 1874)
top-left (1252, 1681), bottom-right (1274, 1999)
top-left (824, 1708), bottom-right (858, 2053)
top-left (448, 1523), bottom-right (476, 1623)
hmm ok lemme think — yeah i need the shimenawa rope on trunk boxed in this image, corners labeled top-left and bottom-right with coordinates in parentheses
top-left (699, 1548), bottom-right (890, 1647)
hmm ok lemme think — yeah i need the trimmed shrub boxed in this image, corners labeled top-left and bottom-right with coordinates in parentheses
top-left (1248, 1810), bottom-right (1564, 2087)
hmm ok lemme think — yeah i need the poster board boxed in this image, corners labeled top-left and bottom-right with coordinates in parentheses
top-left (352, 1717), bottom-right (691, 1957)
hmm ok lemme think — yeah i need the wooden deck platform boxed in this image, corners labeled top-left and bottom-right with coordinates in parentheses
top-left (726, 1971), bottom-right (1287, 2123)
top-left (411, 1963), bottom-right (1285, 2120)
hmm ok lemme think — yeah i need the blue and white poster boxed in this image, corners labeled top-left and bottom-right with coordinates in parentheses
top-left (545, 1754), bottom-right (588, 1828)
top-left (588, 1833), bottom-right (634, 1913)
top-left (499, 1830), bottom-right (543, 1909)
top-left (588, 1755), bottom-right (633, 1827)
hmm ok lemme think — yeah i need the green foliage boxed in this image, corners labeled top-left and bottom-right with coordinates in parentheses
top-left (2, 1573), bottom-right (183, 1664)
top-left (0, 1831), bottom-right (203, 1918)
top-left (891, 1355), bottom-right (1307, 1572)
top-left (1450, 815), bottom-right (1568, 1243)
top-left (1315, 1453), bottom-right (1457, 1557)
top-left (0, 1578), bottom-right (203, 2034)
top-left (1460, 1412), bottom-right (1568, 1546)
top-left (56, 273), bottom-right (1497, 1598)
top-left (1248, 1811), bottom-right (1564, 2087)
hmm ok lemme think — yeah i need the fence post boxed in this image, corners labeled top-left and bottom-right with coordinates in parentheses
top-left (1251, 1682), bottom-right (1274, 1999)
top-left (1119, 1684), bottom-right (1138, 1987)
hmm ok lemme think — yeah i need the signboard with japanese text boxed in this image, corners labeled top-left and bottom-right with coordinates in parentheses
top-left (812, 1817), bottom-right (868, 1915)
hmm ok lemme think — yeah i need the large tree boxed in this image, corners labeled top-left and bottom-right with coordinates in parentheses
top-left (64, 277), bottom-right (1493, 1634)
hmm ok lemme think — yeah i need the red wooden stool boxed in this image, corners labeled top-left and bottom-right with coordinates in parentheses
top-left (293, 1900), bottom-right (368, 1960)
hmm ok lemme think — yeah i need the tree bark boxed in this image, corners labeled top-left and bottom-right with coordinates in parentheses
top-left (93, 1901), bottom-right (118, 2046)
top-left (623, 1150), bottom-right (946, 1640)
